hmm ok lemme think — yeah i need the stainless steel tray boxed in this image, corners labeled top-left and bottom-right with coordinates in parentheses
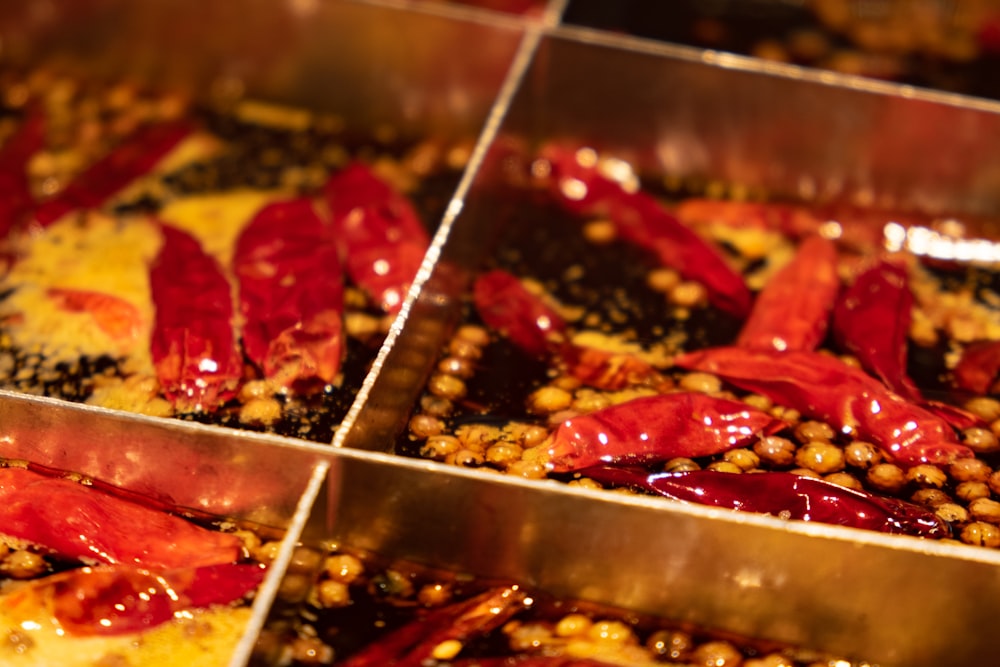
top-left (2, 1), bottom-right (1000, 666)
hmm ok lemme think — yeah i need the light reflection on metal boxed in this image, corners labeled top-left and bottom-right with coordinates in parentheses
top-left (883, 222), bottom-right (1000, 265)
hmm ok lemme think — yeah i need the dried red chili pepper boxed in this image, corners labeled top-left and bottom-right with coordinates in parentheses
top-left (0, 466), bottom-right (244, 569)
top-left (832, 258), bottom-right (921, 401)
top-left (324, 162), bottom-right (429, 313)
top-left (543, 393), bottom-right (786, 473)
top-left (541, 145), bottom-right (751, 318)
top-left (953, 340), bottom-right (1000, 395)
top-left (674, 346), bottom-right (973, 467)
top-left (150, 223), bottom-right (243, 413)
top-left (473, 269), bottom-right (668, 390)
top-left (234, 198), bottom-right (344, 391)
top-left (339, 586), bottom-right (529, 667)
top-left (0, 105), bottom-right (45, 236)
top-left (3, 563), bottom-right (265, 636)
top-left (737, 235), bottom-right (840, 352)
top-left (46, 287), bottom-right (143, 345)
top-left (33, 119), bottom-right (193, 227)
top-left (580, 466), bottom-right (949, 538)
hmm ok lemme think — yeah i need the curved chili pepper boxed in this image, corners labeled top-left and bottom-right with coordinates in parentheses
top-left (674, 346), bottom-right (973, 467)
top-left (46, 287), bottom-right (143, 345)
top-left (339, 586), bottom-right (529, 667)
top-left (473, 269), bottom-right (668, 390)
top-left (0, 466), bottom-right (244, 569)
top-left (324, 162), bottom-right (429, 314)
top-left (33, 119), bottom-right (193, 227)
top-left (737, 235), bottom-right (840, 352)
top-left (832, 259), bottom-right (921, 401)
top-left (953, 340), bottom-right (1000, 395)
top-left (544, 393), bottom-right (786, 473)
top-left (0, 105), bottom-right (45, 237)
top-left (541, 145), bottom-right (751, 318)
top-left (580, 466), bottom-right (949, 538)
top-left (150, 223), bottom-right (243, 413)
top-left (3, 563), bottom-right (265, 637)
top-left (234, 198), bottom-right (343, 391)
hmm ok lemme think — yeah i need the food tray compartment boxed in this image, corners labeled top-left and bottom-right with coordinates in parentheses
top-left (0, 0), bottom-right (526, 442)
top-left (0, 390), bottom-right (333, 666)
top-left (562, 0), bottom-right (1000, 101)
top-left (342, 26), bottom-right (1000, 667)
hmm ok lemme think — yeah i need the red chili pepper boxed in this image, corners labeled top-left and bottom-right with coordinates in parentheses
top-left (953, 340), bottom-right (1000, 395)
top-left (580, 466), bottom-right (949, 538)
top-left (3, 563), bottom-right (265, 637)
top-left (673, 198), bottom-right (817, 236)
top-left (324, 162), bottom-right (429, 313)
top-left (737, 235), bottom-right (840, 352)
top-left (473, 269), bottom-right (668, 390)
top-left (541, 145), bottom-right (751, 318)
top-left (544, 393), bottom-right (786, 473)
top-left (0, 105), bottom-right (45, 236)
top-left (150, 223), bottom-right (243, 413)
top-left (0, 466), bottom-right (244, 569)
top-left (234, 198), bottom-right (344, 391)
top-left (339, 586), bottom-right (529, 667)
top-left (46, 287), bottom-right (143, 344)
top-left (33, 119), bottom-right (193, 227)
top-left (674, 346), bottom-right (973, 467)
top-left (832, 259), bottom-right (921, 401)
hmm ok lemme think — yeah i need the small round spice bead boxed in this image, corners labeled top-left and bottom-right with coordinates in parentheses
top-left (949, 458), bottom-right (992, 484)
top-left (866, 463), bottom-right (906, 493)
top-left (428, 374), bottom-right (466, 401)
top-left (824, 472), bottom-right (863, 491)
top-left (910, 488), bottom-right (952, 507)
top-left (506, 460), bottom-right (547, 479)
top-left (691, 640), bottom-right (744, 667)
top-left (769, 405), bottom-right (801, 423)
top-left (935, 503), bottom-right (969, 524)
top-left (754, 436), bottom-right (797, 467)
top-left (289, 636), bottom-right (334, 665)
top-left (417, 583), bottom-right (452, 607)
top-left (446, 448), bottom-right (485, 467)
top-left (518, 424), bottom-right (550, 448)
top-left (789, 467), bottom-right (821, 479)
top-left (646, 629), bottom-right (694, 661)
top-left (844, 440), bottom-right (881, 469)
top-left (586, 620), bottom-right (636, 645)
top-left (584, 219), bottom-right (617, 245)
top-left (554, 613), bottom-right (593, 638)
top-left (794, 441), bottom-right (845, 474)
top-left (678, 371), bottom-right (722, 394)
top-left (964, 426), bottom-right (1000, 453)
top-left (485, 443), bottom-right (523, 467)
top-left (421, 395), bottom-right (454, 418)
top-left (647, 267), bottom-right (681, 293)
top-left (707, 460), bottom-right (743, 474)
top-left (670, 281), bottom-right (708, 308)
top-left (420, 435), bottom-right (461, 461)
top-left (955, 480), bottom-right (991, 503)
top-left (571, 390), bottom-right (612, 414)
top-left (793, 420), bottom-right (836, 443)
top-left (905, 464), bottom-right (947, 489)
top-left (324, 554), bottom-right (365, 584)
top-left (409, 414), bottom-right (445, 440)
top-left (438, 356), bottom-right (475, 379)
top-left (447, 337), bottom-right (482, 361)
top-left (745, 655), bottom-right (796, 667)
top-left (742, 393), bottom-right (773, 411)
top-left (722, 448), bottom-right (760, 471)
top-left (966, 396), bottom-right (1000, 422)
top-left (526, 386), bottom-right (573, 415)
top-left (970, 497), bottom-right (1000, 524)
top-left (961, 521), bottom-right (1000, 548)
top-left (455, 324), bottom-right (490, 347)
top-left (1, 550), bottom-right (46, 579)
top-left (664, 457), bottom-right (700, 473)
top-left (315, 580), bottom-right (351, 608)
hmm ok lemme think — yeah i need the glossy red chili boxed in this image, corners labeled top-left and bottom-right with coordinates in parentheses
top-left (953, 340), bottom-right (1000, 395)
top-left (544, 393), bottom-right (786, 473)
top-left (580, 466), bottom-right (950, 538)
top-left (0, 466), bottom-right (244, 569)
top-left (324, 162), bottom-right (429, 313)
top-left (674, 346), bottom-right (973, 467)
top-left (33, 119), bottom-right (193, 227)
top-left (3, 563), bottom-right (265, 636)
top-left (150, 223), bottom-right (243, 413)
top-left (234, 198), bottom-right (344, 391)
top-left (0, 105), bottom-right (45, 236)
top-left (339, 586), bottom-right (529, 667)
top-left (738, 235), bottom-right (840, 352)
top-left (541, 145), bottom-right (751, 318)
top-left (833, 258), bottom-right (921, 401)
top-left (473, 269), bottom-right (668, 390)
